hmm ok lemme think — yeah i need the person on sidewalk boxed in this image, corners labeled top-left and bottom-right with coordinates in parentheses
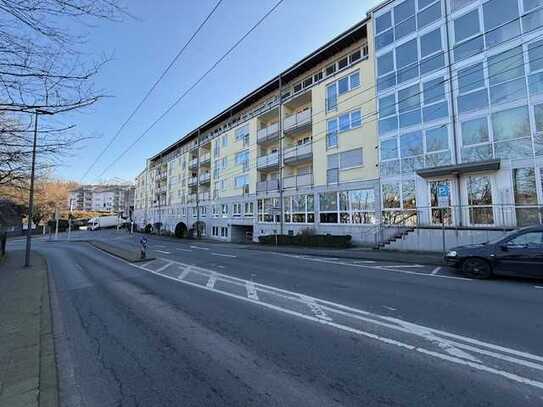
top-left (139, 236), bottom-right (147, 260)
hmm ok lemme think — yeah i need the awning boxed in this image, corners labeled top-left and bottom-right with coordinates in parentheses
top-left (416, 159), bottom-right (500, 178)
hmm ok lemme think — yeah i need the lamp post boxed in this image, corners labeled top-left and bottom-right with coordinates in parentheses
top-left (24, 109), bottom-right (51, 266)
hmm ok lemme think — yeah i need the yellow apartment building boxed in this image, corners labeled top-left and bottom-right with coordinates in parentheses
top-left (134, 18), bottom-right (381, 244)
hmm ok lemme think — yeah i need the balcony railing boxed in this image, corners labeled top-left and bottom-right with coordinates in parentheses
top-left (188, 176), bottom-right (198, 186)
top-left (257, 122), bottom-right (280, 144)
top-left (283, 173), bottom-right (313, 188)
top-left (199, 192), bottom-right (211, 201)
top-left (257, 152), bottom-right (279, 169)
top-left (187, 194), bottom-right (197, 203)
top-left (199, 173), bottom-right (211, 183)
top-left (256, 179), bottom-right (280, 192)
top-left (283, 109), bottom-right (311, 133)
top-left (199, 153), bottom-right (211, 164)
top-left (189, 158), bottom-right (198, 168)
top-left (283, 143), bottom-right (312, 164)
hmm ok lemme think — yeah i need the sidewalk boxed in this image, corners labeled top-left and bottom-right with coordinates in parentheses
top-left (130, 232), bottom-right (444, 265)
top-left (0, 250), bottom-right (58, 407)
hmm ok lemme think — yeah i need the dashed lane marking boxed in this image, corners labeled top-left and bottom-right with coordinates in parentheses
top-left (176, 248), bottom-right (193, 252)
top-left (154, 250), bottom-right (171, 254)
top-left (206, 273), bottom-right (217, 289)
top-left (190, 245), bottom-right (209, 251)
top-left (211, 253), bottom-right (237, 258)
top-left (246, 281), bottom-right (259, 300)
top-left (535, 286), bottom-right (543, 289)
top-left (432, 267), bottom-right (442, 275)
top-left (378, 264), bottom-right (425, 268)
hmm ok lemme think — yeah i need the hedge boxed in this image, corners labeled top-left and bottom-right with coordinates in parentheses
top-left (258, 234), bottom-right (352, 248)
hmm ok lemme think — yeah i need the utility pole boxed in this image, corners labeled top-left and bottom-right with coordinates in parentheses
top-left (278, 75), bottom-right (284, 235)
top-left (24, 110), bottom-right (39, 267)
top-left (68, 198), bottom-right (73, 240)
top-left (196, 129), bottom-right (201, 239)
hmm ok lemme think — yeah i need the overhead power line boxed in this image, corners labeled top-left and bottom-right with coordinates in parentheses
top-left (80, 0), bottom-right (224, 182)
top-left (97, 0), bottom-right (286, 178)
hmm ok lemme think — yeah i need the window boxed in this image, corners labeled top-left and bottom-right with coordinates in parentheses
top-left (376, 11), bottom-right (392, 34)
top-left (283, 194), bottom-right (315, 223)
top-left (533, 103), bottom-right (543, 155)
top-left (461, 117), bottom-right (491, 162)
top-left (222, 134), bottom-right (228, 147)
top-left (256, 198), bottom-right (280, 223)
top-left (422, 77), bottom-right (448, 123)
top-left (319, 190), bottom-right (375, 224)
top-left (523, 0), bottom-right (543, 33)
top-left (417, 1), bottom-right (441, 28)
top-left (454, 9), bottom-right (483, 60)
top-left (340, 148), bottom-right (363, 168)
top-left (221, 204), bottom-right (228, 216)
top-left (488, 47), bottom-right (526, 105)
top-left (378, 52), bottom-right (394, 77)
top-left (483, 0), bottom-right (520, 48)
top-left (375, 11), bottom-right (394, 50)
top-left (244, 201), bottom-right (254, 216)
top-left (528, 40), bottom-right (543, 96)
top-left (508, 231), bottom-right (543, 246)
top-left (467, 175), bottom-right (494, 225)
top-left (513, 168), bottom-right (540, 226)
top-left (235, 150), bottom-right (249, 165)
top-left (420, 28), bottom-right (442, 58)
top-left (327, 118), bottom-right (338, 148)
top-left (235, 174), bottom-right (248, 188)
top-left (395, 39), bottom-right (419, 84)
top-left (326, 83), bottom-right (337, 111)
top-left (425, 126), bottom-right (450, 167)
top-left (400, 131), bottom-right (424, 173)
top-left (491, 106), bottom-right (532, 160)
top-left (233, 203), bottom-right (241, 216)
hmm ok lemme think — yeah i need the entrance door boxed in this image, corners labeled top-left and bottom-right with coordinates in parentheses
top-left (463, 174), bottom-right (496, 226)
top-left (428, 179), bottom-right (454, 225)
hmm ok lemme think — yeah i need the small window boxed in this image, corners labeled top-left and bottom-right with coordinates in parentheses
top-left (350, 50), bottom-right (361, 63)
top-left (338, 57), bottom-right (348, 70)
top-left (326, 64), bottom-right (336, 76)
top-left (293, 82), bottom-right (302, 93)
top-left (303, 76), bottom-right (313, 88)
top-left (314, 71), bottom-right (323, 82)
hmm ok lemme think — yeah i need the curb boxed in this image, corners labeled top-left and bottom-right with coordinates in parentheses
top-left (39, 258), bottom-right (58, 407)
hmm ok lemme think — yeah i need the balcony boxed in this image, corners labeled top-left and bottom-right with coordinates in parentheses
top-left (256, 179), bottom-right (280, 192)
top-left (199, 172), bottom-right (211, 184)
top-left (188, 194), bottom-right (197, 203)
top-left (188, 176), bottom-right (198, 186)
top-left (257, 152), bottom-right (279, 170)
top-left (257, 122), bottom-right (280, 144)
top-left (199, 153), bottom-right (211, 165)
top-left (199, 191), bottom-right (211, 201)
top-left (283, 173), bottom-right (313, 189)
top-left (283, 143), bottom-right (313, 165)
top-left (283, 109), bottom-right (311, 134)
top-left (189, 158), bottom-right (198, 168)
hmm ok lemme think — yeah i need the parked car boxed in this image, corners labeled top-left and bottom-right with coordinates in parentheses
top-left (445, 225), bottom-right (543, 279)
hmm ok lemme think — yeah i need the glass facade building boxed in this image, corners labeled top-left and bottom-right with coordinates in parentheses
top-left (371, 0), bottom-right (543, 227)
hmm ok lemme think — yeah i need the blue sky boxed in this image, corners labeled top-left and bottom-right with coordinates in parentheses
top-left (59, 0), bottom-right (382, 184)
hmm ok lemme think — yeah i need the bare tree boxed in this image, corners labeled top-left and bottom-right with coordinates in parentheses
top-left (0, 0), bottom-right (125, 187)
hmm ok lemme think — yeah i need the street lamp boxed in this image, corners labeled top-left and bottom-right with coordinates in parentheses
top-left (25, 109), bottom-right (52, 267)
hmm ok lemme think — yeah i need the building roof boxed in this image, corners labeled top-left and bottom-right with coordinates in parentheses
top-left (148, 17), bottom-right (369, 163)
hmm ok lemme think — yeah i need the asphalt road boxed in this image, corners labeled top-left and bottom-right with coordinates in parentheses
top-left (8, 231), bottom-right (543, 406)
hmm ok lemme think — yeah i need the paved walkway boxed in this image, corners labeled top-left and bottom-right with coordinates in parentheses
top-left (0, 250), bottom-right (58, 407)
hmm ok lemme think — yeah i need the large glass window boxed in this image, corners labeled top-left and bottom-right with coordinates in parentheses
top-left (467, 175), bottom-right (494, 225)
top-left (421, 28), bottom-right (442, 58)
top-left (488, 46), bottom-right (526, 105)
top-left (378, 52), bottom-right (394, 77)
top-left (382, 181), bottom-right (417, 224)
top-left (418, 1), bottom-right (441, 28)
top-left (483, 0), bottom-right (520, 47)
top-left (283, 194), bottom-right (315, 223)
top-left (454, 9), bottom-right (484, 60)
top-left (461, 117), bottom-right (492, 162)
top-left (395, 39), bottom-right (419, 84)
top-left (513, 167), bottom-right (540, 226)
top-left (523, 0), bottom-right (543, 33)
top-left (491, 106), bottom-right (530, 142)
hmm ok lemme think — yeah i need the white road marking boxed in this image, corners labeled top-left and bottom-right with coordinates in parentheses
top-left (92, 248), bottom-right (543, 391)
top-left (246, 281), bottom-right (259, 300)
top-left (211, 253), bottom-right (237, 258)
top-left (300, 295), bottom-right (332, 321)
top-left (535, 286), bottom-right (543, 289)
top-left (431, 267), bottom-right (442, 275)
top-left (190, 245), bottom-right (209, 251)
top-left (154, 250), bottom-right (171, 254)
top-left (178, 267), bottom-right (191, 280)
top-left (176, 248), bottom-right (193, 252)
top-left (379, 264), bottom-right (425, 268)
top-left (155, 262), bottom-right (173, 273)
top-left (217, 265), bottom-right (225, 269)
top-left (383, 306), bottom-right (397, 311)
top-left (206, 273), bottom-right (217, 289)
top-left (353, 260), bottom-right (376, 264)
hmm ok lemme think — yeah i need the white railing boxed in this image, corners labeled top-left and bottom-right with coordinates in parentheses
top-left (283, 143), bottom-right (312, 162)
top-left (256, 179), bottom-right (280, 192)
top-left (199, 173), bottom-right (211, 183)
top-left (284, 109), bottom-right (311, 131)
top-left (199, 153), bottom-right (211, 163)
top-left (199, 192), bottom-right (211, 201)
top-left (257, 151), bottom-right (279, 168)
top-left (257, 122), bottom-right (280, 143)
top-left (283, 173), bottom-right (313, 188)
top-left (189, 158), bottom-right (198, 167)
top-left (188, 176), bottom-right (198, 185)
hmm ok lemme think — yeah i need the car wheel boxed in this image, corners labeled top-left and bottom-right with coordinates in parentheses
top-left (462, 258), bottom-right (493, 279)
